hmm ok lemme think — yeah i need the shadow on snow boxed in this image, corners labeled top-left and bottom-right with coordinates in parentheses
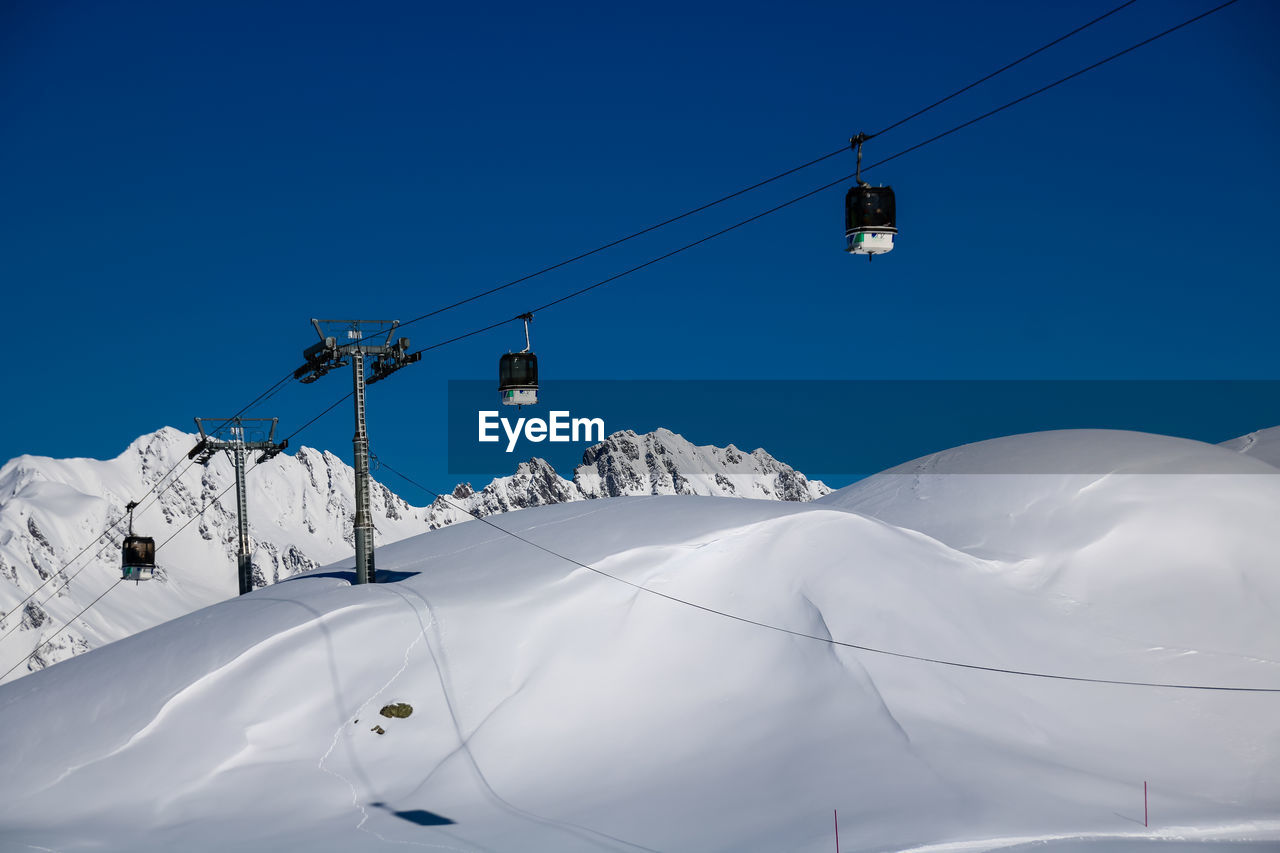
top-left (281, 569), bottom-right (420, 585)
top-left (369, 802), bottom-right (456, 827)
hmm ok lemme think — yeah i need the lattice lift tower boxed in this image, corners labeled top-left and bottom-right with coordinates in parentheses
top-left (188, 417), bottom-right (289, 595)
top-left (294, 319), bottom-right (420, 584)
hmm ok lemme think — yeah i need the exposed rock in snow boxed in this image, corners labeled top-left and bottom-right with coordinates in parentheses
top-left (575, 428), bottom-right (828, 501)
top-left (429, 427), bottom-right (829, 528)
top-left (0, 427), bottom-right (433, 681)
top-left (0, 427), bottom-right (826, 681)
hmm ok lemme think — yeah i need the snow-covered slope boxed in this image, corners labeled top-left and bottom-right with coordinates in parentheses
top-left (0, 428), bottom-right (1275, 852)
top-left (816, 428), bottom-right (1280, 700)
top-left (1220, 424), bottom-right (1280, 468)
top-left (819, 428), bottom-right (1280, 560)
top-left (0, 427), bottom-right (826, 682)
top-left (0, 427), bottom-right (430, 681)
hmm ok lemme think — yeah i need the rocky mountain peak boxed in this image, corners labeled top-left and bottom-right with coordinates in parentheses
top-left (426, 428), bottom-right (829, 529)
top-left (571, 428), bottom-right (828, 502)
top-left (1, 426), bottom-right (825, 681)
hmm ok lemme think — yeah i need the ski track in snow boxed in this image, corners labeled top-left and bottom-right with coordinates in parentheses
top-left (896, 820), bottom-right (1280, 852)
top-left (5, 429), bottom-right (1280, 851)
top-left (1233, 433), bottom-right (1259, 454)
top-left (384, 583), bottom-right (662, 853)
top-left (315, 590), bottom-right (469, 852)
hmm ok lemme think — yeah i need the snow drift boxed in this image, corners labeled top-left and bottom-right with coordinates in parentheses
top-left (0, 429), bottom-right (1276, 852)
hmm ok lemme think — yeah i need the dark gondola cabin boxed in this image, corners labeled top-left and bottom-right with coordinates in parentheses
top-left (845, 185), bottom-right (897, 256)
top-left (500, 313), bottom-right (539, 406)
top-left (121, 535), bottom-right (156, 581)
top-left (499, 351), bottom-right (538, 406)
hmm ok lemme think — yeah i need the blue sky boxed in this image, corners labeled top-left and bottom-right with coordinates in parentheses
top-left (2, 0), bottom-right (1278, 494)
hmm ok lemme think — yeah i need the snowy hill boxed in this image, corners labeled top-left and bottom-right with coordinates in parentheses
top-left (0, 427), bottom-right (430, 681)
top-left (1220, 424), bottom-right (1280, 468)
top-left (0, 428), bottom-right (1276, 851)
top-left (0, 427), bottom-right (826, 682)
top-left (819, 428), bottom-right (1280, 560)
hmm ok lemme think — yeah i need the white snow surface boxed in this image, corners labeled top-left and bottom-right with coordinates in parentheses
top-left (0, 428), bottom-right (1276, 851)
top-left (0, 427), bottom-right (824, 683)
top-left (0, 427), bottom-right (434, 682)
top-left (1220, 424), bottom-right (1280, 468)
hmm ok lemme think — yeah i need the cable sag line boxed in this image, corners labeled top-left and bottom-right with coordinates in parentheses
top-left (0, 0), bottom-right (1246, 680)
top-left (390, 0), bottom-right (1144, 336)
top-left (404, 0), bottom-right (1243, 357)
top-left (0, 368), bottom-right (299, 636)
top-left (377, 458), bottom-right (1280, 694)
top-left (0, 384), bottom-right (344, 673)
top-left (0, 454), bottom-right (271, 679)
top-left (865, 0), bottom-right (1141, 140)
top-left (866, 0), bottom-right (1242, 173)
top-left (0, 578), bottom-right (126, 684)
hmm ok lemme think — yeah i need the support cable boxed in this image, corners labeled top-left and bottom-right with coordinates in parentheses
top-left (0, 578), bottom-right (126, 683)
top-left (0, 372), bottom-right (297, 634)
top-left (3, 371), bottom-right (307, 660)
top-left (1, 458), bottom-right (265, 680)
top-left (16, 0), bottom-right (1237, 609)
top-left (389, 0), bottom-right (1143, 335)
top-left (0, 0), bottom-right (1244, 675)
top-left (391, 148), bottom-right (848, 335)
top-left (861, 0), bottom-right (1241, 174)
top-left (283, 393), bottom-right (353, 444)
top-left (407, 0), bottom-right (1243, 356)
top-left (1, 380), bottom-right (316, 667)
top-left (863, 0), bottom-right (1141, 141)
top-left (2, 0), bottom-right (1225, 599)
top-left (377, 458), bottom-right (1280, 694)
top-left (1, 372), bottom-right (373, 676)
top-left (0, 456), bottom-right (199, 640)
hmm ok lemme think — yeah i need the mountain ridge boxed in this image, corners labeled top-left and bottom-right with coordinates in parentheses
top-left (423, 427), bottom-right (828, 528)
top-left (0, 426), bottom-right (826, 681)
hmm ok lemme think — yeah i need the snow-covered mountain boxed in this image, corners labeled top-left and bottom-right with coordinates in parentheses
top-left (0, 427), bottom-right (432, 681)
top-left (0, 427), bottom-right (1275, 852)
top-left (0, 427), bottom-right (826, 682)
top-left (424, 427), bottom-right (828, 528)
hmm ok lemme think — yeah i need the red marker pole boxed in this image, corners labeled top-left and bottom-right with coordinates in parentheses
top-left (834, 809), bottom-right (840, 853)
top-left (1144, 781), bottom-right (1148, 828)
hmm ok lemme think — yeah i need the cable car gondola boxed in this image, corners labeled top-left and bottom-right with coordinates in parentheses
top-left (499, 313), bottom-right (538, 407)
top-left (120, 500), bottom-right (156, 582)
top-left (845, 133), bottom-right (897, 258)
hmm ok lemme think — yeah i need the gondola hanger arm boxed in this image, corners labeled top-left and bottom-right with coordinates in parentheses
top-left (518, 312), bottom-right (533, 353)
top-left (850, 132), bottom-right (870, 188)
